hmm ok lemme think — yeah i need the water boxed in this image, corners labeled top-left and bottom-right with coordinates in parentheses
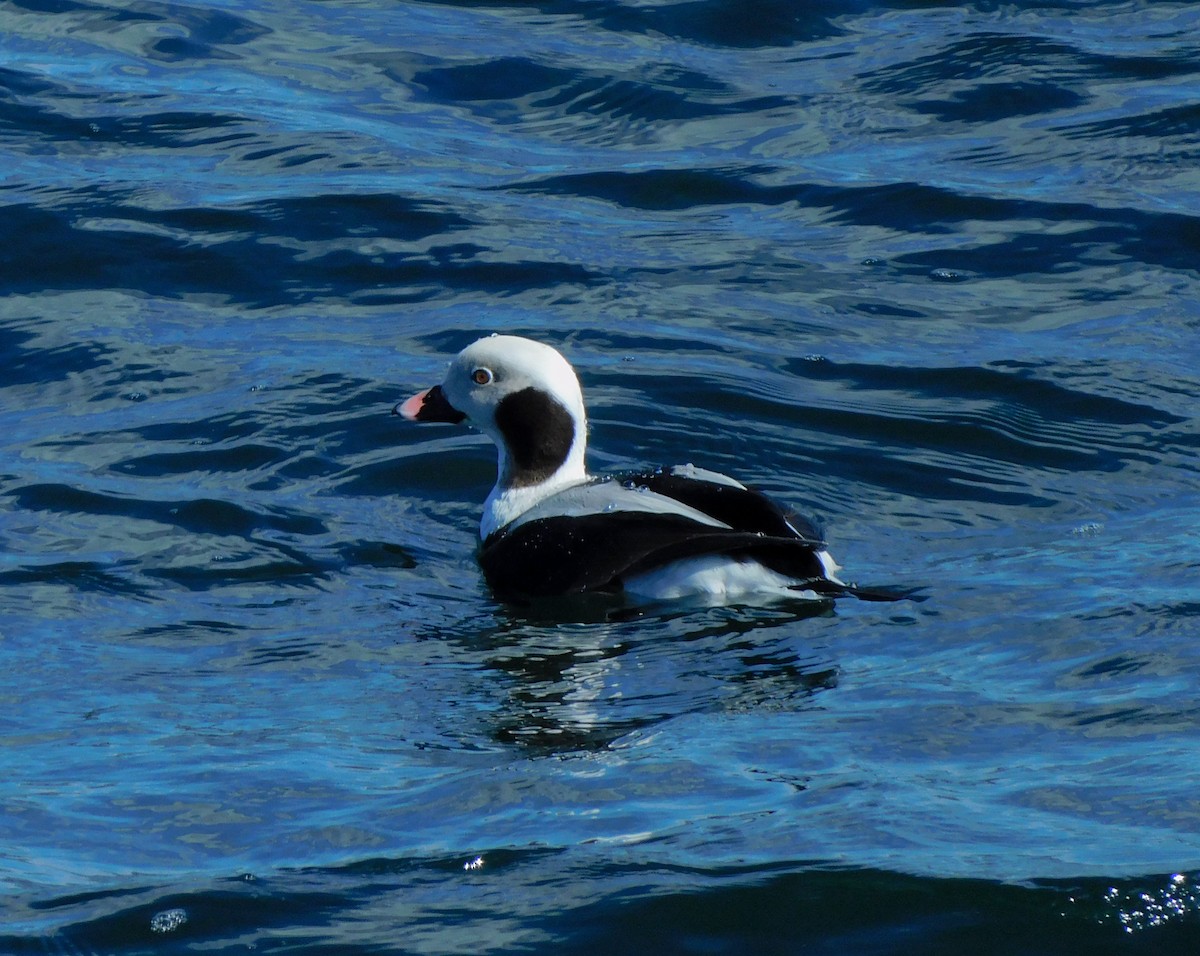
top-left (3, 0), bottom-right (1200, 951)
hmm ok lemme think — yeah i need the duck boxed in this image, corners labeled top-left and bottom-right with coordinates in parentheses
top-left (396, 334), bottom-right (898, 604)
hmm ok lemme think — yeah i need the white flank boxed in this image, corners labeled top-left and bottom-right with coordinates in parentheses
top-left (623, 555), bottom-right (825, 603)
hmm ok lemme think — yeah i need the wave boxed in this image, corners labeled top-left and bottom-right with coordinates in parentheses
top-left (5, 861), bottom-right (1198, 953)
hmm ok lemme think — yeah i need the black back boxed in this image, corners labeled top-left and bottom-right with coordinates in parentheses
top-left (630, 469), bottom-right (824, 541)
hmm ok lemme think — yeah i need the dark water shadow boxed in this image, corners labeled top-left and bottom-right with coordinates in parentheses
top-left (406, 54), bottom-right (797, 123)
top-left (10, 859), bottom-right (1197, 955)
top-left (409, 0), bottom-right (848, 48)
top-left (508, 166), bottom-right (1200, 276)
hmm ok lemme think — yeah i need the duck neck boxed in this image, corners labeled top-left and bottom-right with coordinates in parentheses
top-left (481, 460), bottom-right (588, 540)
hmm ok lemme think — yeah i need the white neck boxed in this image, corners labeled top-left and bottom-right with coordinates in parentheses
top-left (481, 465), bottom-right (589, 539)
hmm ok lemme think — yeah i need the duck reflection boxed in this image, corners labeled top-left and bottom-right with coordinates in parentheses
top-left (448, 599), bottom-right (840, 752)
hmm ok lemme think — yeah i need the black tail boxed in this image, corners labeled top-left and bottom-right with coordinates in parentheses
top-left (803, 580), bottom-right (926, 602)
top-left (844, 583), bottom-right (926, 602)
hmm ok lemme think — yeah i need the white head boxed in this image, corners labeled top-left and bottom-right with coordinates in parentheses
top-left (398, 335), bottom-right (589, 531)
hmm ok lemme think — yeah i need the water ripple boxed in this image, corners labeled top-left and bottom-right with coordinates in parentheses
top-left (4, 0), bottom-right (1200, 950)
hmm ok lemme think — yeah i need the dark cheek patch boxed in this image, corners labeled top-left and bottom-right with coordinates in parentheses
top-left (494, 387), bottom-right (576, 487)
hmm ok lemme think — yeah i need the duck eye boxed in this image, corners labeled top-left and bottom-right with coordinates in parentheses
top-left (471, 367), bottom-right (494, 386)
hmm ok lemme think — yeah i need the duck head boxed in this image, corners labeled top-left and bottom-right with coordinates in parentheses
top-left (397, 335), bottom-right (590, 532)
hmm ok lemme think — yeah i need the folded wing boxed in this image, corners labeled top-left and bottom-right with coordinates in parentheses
top-left (479, 468), bottom-right (832, 600)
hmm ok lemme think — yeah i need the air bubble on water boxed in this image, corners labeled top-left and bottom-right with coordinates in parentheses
top-left (929, 267), bottom-right (967, 282)
top-left (150, 908), bottom-right (187, 934)
top-left (1102, 873), bottom-right (1200, 934)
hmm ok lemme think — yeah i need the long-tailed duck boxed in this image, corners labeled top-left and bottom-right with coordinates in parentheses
top-left (397, 335), bottom-right (898, 604)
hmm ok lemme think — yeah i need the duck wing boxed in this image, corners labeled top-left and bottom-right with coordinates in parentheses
top-left (628, 465), bottom-right (824, 541)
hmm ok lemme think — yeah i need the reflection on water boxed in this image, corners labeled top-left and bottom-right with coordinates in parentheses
top-left (467, 602), bottom-right (840, 751)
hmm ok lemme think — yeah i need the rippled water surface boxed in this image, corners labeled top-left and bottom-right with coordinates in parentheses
top-left (3, 0), bottom-right (1200, 951)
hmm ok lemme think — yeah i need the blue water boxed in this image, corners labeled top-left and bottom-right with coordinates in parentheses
top-left (3, 0), bottom-right (1200, 951)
